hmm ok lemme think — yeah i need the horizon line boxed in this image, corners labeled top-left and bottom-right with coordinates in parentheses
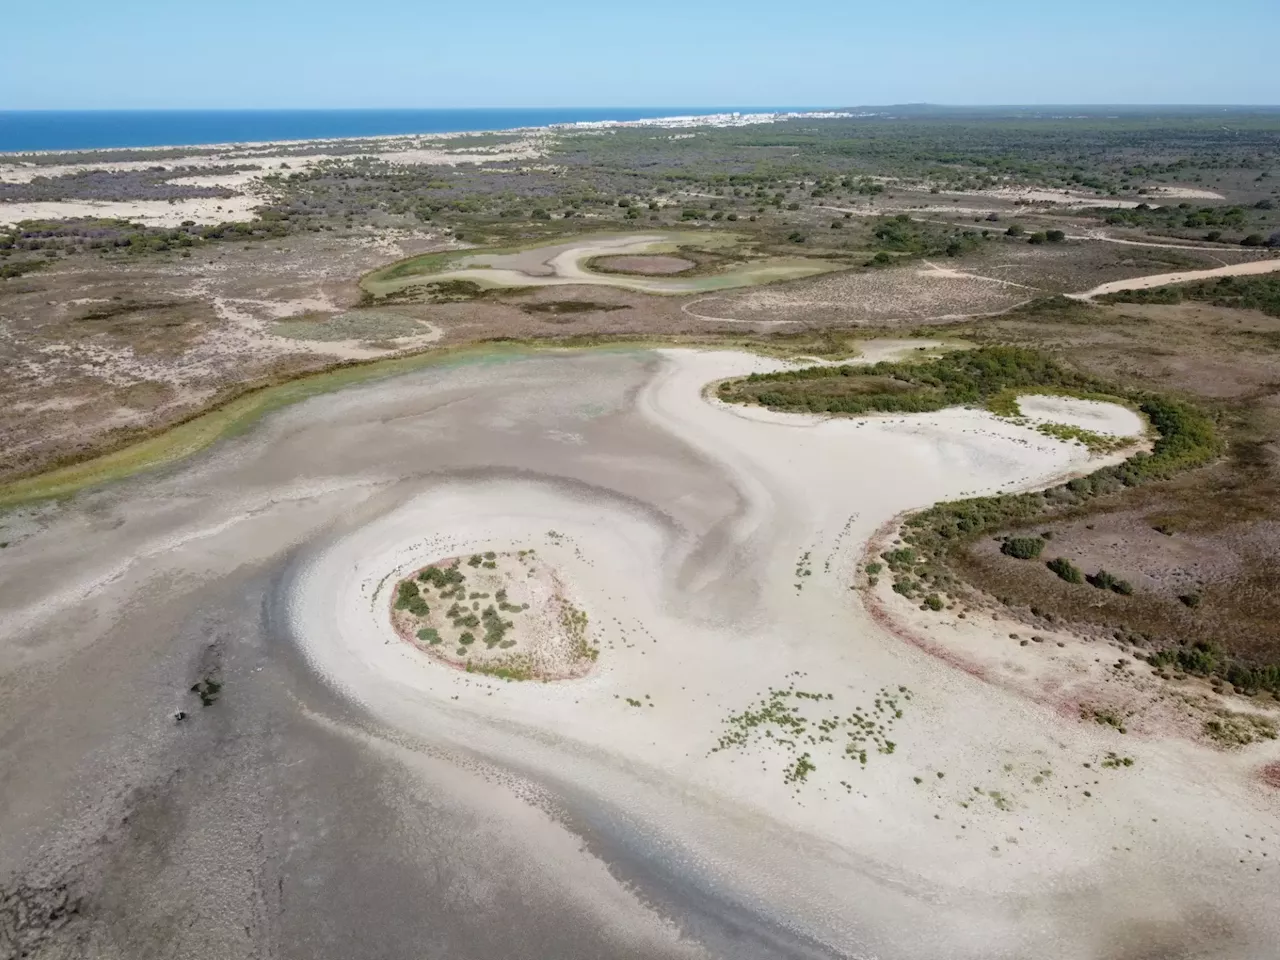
top-left (4, 103), bottom-right (1280, 112)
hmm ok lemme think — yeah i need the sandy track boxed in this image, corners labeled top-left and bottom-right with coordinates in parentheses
top-left (1072, 257), bottom-right (1280, 300)
top-left (680, 294), bottom-right (797, 325)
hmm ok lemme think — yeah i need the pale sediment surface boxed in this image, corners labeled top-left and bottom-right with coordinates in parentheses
top-left (1014, 394), bottom-right (1147, 437)
top-left (1, 347), bottom-right (1277, 959)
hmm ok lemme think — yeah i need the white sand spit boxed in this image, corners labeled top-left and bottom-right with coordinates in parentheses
top-left (1015, 395), bottom-right (1146, 437)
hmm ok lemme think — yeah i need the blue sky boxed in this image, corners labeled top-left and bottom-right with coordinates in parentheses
top-left (3, 0), bottom-right (1278, 109)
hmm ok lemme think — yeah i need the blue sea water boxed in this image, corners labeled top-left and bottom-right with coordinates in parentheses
top-left (0, 108), bottom-right (808, 154)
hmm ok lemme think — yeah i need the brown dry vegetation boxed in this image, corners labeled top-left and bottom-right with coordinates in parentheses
top-left (4, 224), bottom-right (1205, 484)
top-left (940, 296), bottom-right (1280, 686)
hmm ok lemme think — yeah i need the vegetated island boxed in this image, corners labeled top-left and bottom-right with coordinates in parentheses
top-left (718, 342), bottom-right (1280, 700)
top-left (390, 549), bottom-right (596, 681)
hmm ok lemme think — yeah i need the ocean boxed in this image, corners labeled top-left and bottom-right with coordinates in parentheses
top-left (0, 108), bottom-right (807, 154)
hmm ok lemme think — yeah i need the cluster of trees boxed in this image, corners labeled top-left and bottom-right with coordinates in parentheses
top-left (0, 215), bottom-right (291, 260)
top-left (870, 214), bottom-right (985, 258)
top-left (1094, 201), bottom-right (1280, 244)
top-left (1148, 642), bottom-right (1280, 696)
top-left (0, 164), bottom-right (251, 203)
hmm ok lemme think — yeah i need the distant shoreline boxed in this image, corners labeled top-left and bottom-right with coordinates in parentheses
top-left (0, 106), bottom-right (834, 156)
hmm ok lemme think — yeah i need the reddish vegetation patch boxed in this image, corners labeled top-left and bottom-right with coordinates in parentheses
top-left (590, 255), bottom-right (696, 275)
top-left (1262, 762), bottom-right (1280, 790)
top-left (860, 516), bottom-right (993, 685)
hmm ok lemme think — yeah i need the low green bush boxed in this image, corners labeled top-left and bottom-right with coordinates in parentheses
top-left (1047, 557), bottom-right (1083, 583)
top-left (1001, 536), bottom-right (1045, 560)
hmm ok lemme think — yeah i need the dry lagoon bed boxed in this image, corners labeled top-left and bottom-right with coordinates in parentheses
top-left (2, 345), bottom-right (1278, 959)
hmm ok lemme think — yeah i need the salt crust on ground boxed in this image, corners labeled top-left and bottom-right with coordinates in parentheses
top-left (1015, 395), bottom-right (1146, 437)
top-left (289, 348), bottom-right (1280, 958)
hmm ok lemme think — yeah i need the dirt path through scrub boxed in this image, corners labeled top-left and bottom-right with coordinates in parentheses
top-left (1072, 256), bottom-right (1280, 300)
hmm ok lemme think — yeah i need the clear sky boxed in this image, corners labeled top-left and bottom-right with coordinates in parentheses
top-left (3, 0), bottom-right (1278, 110)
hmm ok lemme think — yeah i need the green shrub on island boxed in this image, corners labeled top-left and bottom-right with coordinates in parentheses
top-left (725, 345), bottom-right (1102, 417)
top-left (419, 564), bottom-right (464, 588)
top-left (395, 580), bottom-right (421, 609)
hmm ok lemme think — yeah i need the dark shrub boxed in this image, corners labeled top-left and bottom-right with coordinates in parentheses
top-left (1047, 557), bottom-right (1083, 583)
top-left (1001, 536), bottom-right (1045, 560)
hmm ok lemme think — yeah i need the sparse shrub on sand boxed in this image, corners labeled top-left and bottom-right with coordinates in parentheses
top-left (1203, 710), bottom-right (1278, 747)
top-left (1086, 569), bottom-right (1131, 594)
top-left (1047, 557), bottom-right (1083, 584)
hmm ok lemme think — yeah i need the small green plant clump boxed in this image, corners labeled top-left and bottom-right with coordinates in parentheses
top-left (560, 602), bottom-right (597, 662)
top-left (1047, 557), bottom-right (1084, 583)
top-left (1202, 709), bottom-right (1278, 748)
top-left (1001, 536), bottom-right (1045, 560)
top-left (785, 753), bottom-right (817, 784)
top-left (1081, 704), bottom-right (1129, 734)
top-left (1086, 569), bottom-right (1133, 595)
top-left (1148, 640), bottom-right (1219, 677)
top-left (1100, 752), bottom-right (1135, 769)
top-left (712, 682), bottom-right (912, 788)
top-left (466, 656), bottom-right (535, 682)
top-left (1035, 422), bottom-right (1128, 454)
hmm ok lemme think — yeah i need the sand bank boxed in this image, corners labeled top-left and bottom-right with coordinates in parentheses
top-left (1014, 394), bottom-right (1146, 436)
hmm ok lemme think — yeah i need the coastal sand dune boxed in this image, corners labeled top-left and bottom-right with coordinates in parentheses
top-left (2, 347), bottom-right (1277, 959)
